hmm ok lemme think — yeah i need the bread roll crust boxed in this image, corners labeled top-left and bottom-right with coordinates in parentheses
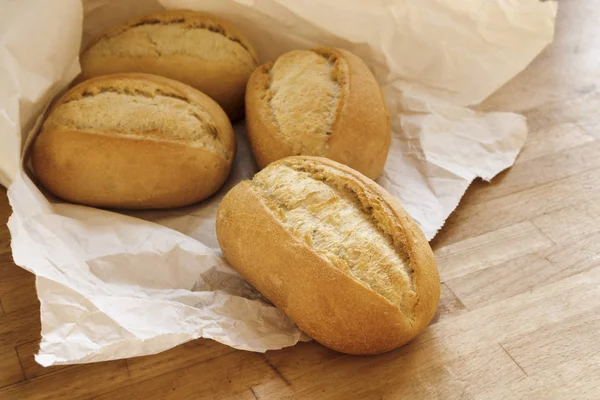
top-left (32, 73), bottom-right (236, 209)
top-left (245, 48), bottom-right (391, 180)
top-left (80, 10), bottom-right (258, 120)
top-left (216, 156), bottom-right (440, 355)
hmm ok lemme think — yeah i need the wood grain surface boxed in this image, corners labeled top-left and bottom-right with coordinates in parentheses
top-left (1, 2), bottom-right (599, 399)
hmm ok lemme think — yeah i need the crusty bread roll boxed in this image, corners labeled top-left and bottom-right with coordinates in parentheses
top-left (216, 156), bottom-right (440, 355)
top-left (245, 48), bottom-right (391, 180)
top-left (32, 73), bottom-right (236, 209)
top-left (80, 10), bottom-right (258, 121)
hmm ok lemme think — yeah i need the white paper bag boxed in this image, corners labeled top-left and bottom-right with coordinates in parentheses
top-left (0, 0), bottom-right (557, 365)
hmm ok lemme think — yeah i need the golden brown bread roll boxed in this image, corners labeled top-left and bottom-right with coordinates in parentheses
top-left (32, 73), bottom-right (236, 209)
top-left (245, 48), bottom-right (391, 180)
top-left (216, 156), bottom-right (440, 355)
top-left (80, 10), bottom-right (258, 120)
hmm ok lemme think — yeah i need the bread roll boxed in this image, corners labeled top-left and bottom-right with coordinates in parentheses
top-left (80, 10), bottom-right (258, 120)
top-left (245, 48), bottom-right (391, 180)
top-left (216, 156), bottom-right (440, 355)
top-left (32, 73), bottom-right (236, 209)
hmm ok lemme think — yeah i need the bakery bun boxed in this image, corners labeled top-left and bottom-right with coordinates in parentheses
top-left (216, 156), bottom-right (440, 355)
top-left (245, 48), bottom-right (391, 179)
top-left (80, 10), bottom-right (258, 120)
top-left (32, 73), bottom-right (236, 209)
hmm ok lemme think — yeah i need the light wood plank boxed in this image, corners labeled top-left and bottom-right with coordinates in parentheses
top-left (521, 92), bottom-right (600, 139)
top-left (0, 347), bottom-right (25, 388)
top-left (502, 308), bottom-right (600, 375)
top-left (262, 341), bottom-right (342, 382)
top-left (126, 338), bottom-right (236, 380)
top-left (15, 340), bottom-right (73, 380)
top-left (482, 351), bottom-right (600, 400)
top-left (223, 390), bottom-right (260, 400)
top-left (0, 359), bottom-right (130, 400)
top-left (254, 343), bottom-right (525, 399)
top-left (0, 306), bottom-right (40, 352)
top-left (93, 351), bottom-right (284, 400)
top-left (543, 231), bottom-right (600, 275)
top-left (434, 221), bottom-right (554, 281)
top-left (0, 189), bottom-right (36, 317)
top-left (434, 167), bottom-right (600, 247)
top-left (516, 123), bottom-right (595, 164)
top-left (447, 227), bottom-right (600, 310)
top-left (446, 253), bottom-right (553, 310)
top-left (430, 266), bottom-right (600, 351)
top-left (429, 283), bottom-right (468, 324)
top-left (521, 352), bottom-right (600, 400)
top-left (0, 190), bottom-right (12, 266)
top-left (0, 225), bottom-right (11, 260)
top-left (0, 263), bottom-right (39, 314)
top-left (461, 139), bottom-right (600, 206)
top-left (532, 199), bottom-right (600, 244)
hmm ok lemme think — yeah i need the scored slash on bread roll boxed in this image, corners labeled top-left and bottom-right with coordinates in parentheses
top-left (80, 10), bottom-right (258, 121)
top-left (245, 48), bottom-right (391, 180)
top-left (32, 73), bottom-right (236, 209)
top-left (216, 156), bottom-right (440, 355)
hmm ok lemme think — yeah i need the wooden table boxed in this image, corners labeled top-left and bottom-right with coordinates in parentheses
top-left (1, 2), bottom-right (599, 399)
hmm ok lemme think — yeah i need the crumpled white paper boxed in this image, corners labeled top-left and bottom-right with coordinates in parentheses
top-left (1, 0), bottom-right (557, 366)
